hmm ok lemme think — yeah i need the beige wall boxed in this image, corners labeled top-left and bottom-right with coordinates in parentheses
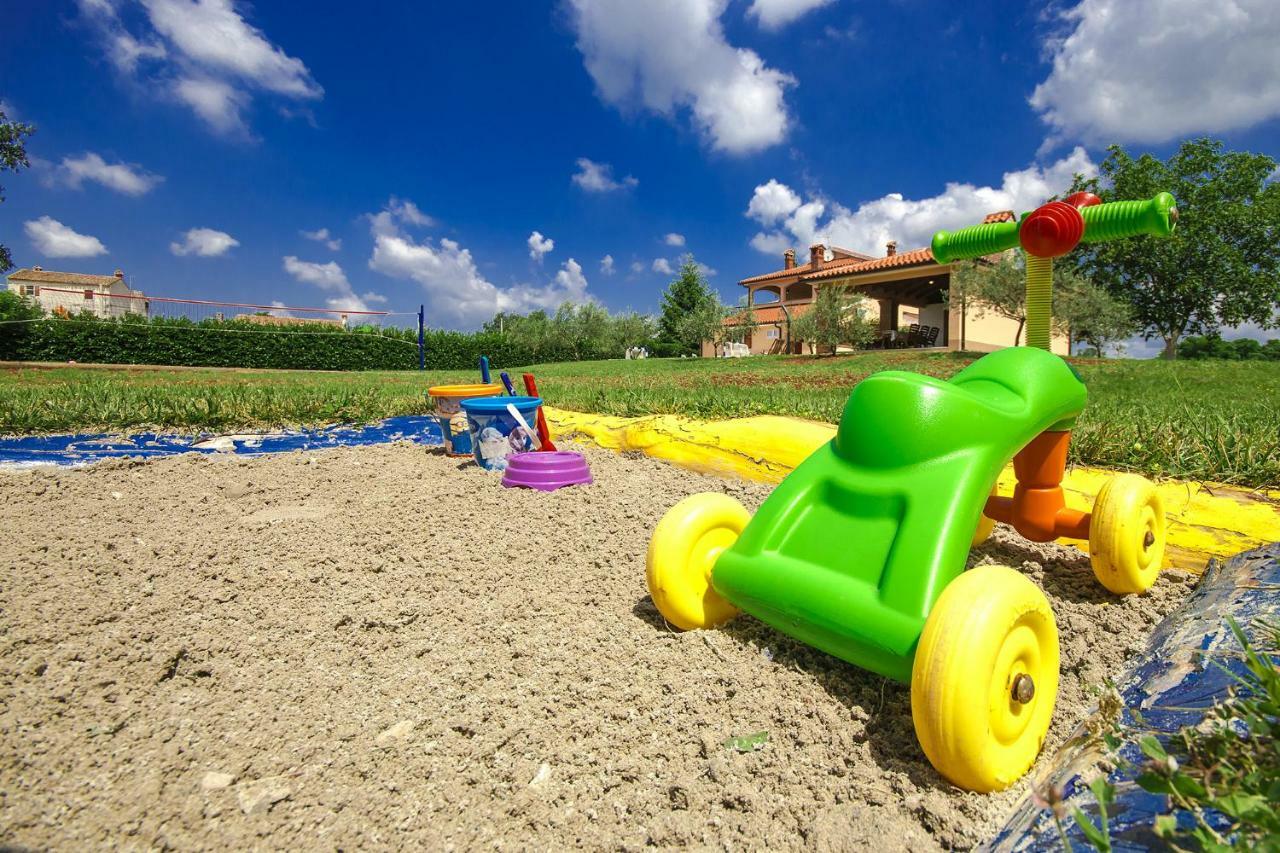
top-left (955, 307), bottom-right (1069, 355)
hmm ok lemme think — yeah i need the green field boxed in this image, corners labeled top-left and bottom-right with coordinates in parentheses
top-left (2, 352), bottom-right (1278, 488)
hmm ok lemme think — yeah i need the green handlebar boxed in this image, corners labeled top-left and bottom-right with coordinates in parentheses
top-left (930, 192), bottom-right (1177, 263)
top-left (1080, 192), bottom-right (1177, 242)
top-left (931, 220), bottom-right (1020, 263)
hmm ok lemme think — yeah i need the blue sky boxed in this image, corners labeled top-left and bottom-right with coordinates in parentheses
top-left (2, 0), bottom-right (1278, 345)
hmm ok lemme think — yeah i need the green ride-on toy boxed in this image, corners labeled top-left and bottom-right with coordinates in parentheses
top-left (646, 191), bottom-right (1178, 792)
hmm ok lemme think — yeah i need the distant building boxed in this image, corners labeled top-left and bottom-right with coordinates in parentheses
top-left (707, 214), bottom-right (1068, 356)
top-left (234, 312), bottom-right (344, 328)
top-left (6, 266), bottom-right (148, 319)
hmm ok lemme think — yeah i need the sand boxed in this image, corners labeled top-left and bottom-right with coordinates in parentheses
top-left (0, 443), bottom-right (1195, 850)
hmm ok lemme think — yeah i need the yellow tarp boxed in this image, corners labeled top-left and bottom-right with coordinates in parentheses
top-left (544, 407), bottom-right (1279, 573)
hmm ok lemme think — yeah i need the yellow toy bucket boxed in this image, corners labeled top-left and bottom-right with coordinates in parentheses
top-left (428, 383), bottom-right (504, 456)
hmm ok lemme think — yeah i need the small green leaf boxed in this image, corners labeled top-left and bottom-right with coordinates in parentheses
top-left (1089, 776), bottom-right (1116, 809)
top-left (1137, 735), bottom-right (1168, 761)
top-left (722, 731), bottom-right (769, 753)
top-left (1135, 771), bottom-right (1173, 795)
top-left (1071, 809), bottom-right (1111, 852)
top-left (1153, 815), bottom-right (1177, 838)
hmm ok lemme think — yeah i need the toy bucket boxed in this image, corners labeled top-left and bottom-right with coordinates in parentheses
top-left (460, 395), bottom-right (543, 471)
top-left (427, 383), bottom-right (504, 456)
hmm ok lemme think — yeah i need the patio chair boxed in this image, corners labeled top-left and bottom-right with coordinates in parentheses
top-left (924, 326), bottom-right (940, 347)
top-left (897, 324), bottom-right (920, 349)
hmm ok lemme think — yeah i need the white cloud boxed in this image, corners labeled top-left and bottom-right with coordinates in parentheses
top-left (173, 75), bottom-right (249, 135)
top-left (1031, 0), bottom-right (1280, 145)
top-left (746, 0), bottom-right (835, 30)
top-left (652, 257), bottom-right (674, 275)
top-left (282, 255), bottom-right (380, 312)
top-left (528, 230), bottom-right (555, 261)
top-left (746, 148), bottom-right (1098, 255)
top-left (746, 178), bottom-right (802, 224)
top-left (663, 232), bottom-right (686, 247)
top-left (630, 260), bottom-right (645, 274)
top-left (300, 227), bottom-right (341, 251)
top-left (696, 261), bottom-right (718, 277)
top-left (553, 258), bottom-right (589, 297)
top-left (571, 157), bottom-right (638, 192)
top-left (749, 231), bottom-right (793, 255)
top-left (24, 216), bottom-right (109, 258)
top-left (566, 0), bottom-right (795, 153)
top-left (170, 227), bottom-right (239, 257)
top-left (386, 197), bottom-right (433, 227)
top-left (365, 200), bottom-right (594, 329)
top-left (54, 152), bottom-right (163, 195)
top-left (600, 253), bottom-right (616, 275)
top-left (142, 0), bottom-right (322, 99)
top-left (77, 0), bottom-right (322, 135)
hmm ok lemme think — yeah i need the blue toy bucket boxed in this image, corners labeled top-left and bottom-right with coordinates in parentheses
top-left (460, 396), bottom-right (543, 471)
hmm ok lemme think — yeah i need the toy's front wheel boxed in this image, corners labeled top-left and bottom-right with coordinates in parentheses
top-left (911, 565), bottom-right (1059, 792)
top-left (1089, 474), bottom-right (1165, 594)
top-left (646, 493), bottom-right (750, 630)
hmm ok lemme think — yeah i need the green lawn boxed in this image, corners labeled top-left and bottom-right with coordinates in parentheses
top-left (2, 352), bottom-right (1277, 488)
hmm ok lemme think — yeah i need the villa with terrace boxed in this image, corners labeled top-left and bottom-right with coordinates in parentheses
top-left (707, 212), bottom-right (1068, 357)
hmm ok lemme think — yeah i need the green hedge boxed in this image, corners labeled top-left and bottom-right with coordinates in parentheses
top-left (0, 315), bottom-right (616, 371)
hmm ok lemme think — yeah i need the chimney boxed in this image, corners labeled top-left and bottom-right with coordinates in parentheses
top-left (33, 265), bottom-right (42, 271)
top-left (783, 248), bottom-right (796, 270)
top-left (809, 243), bottom-right (824, 270)
top-left (885, 241), bottom-right (897, 257)
top-left (114, 269), bottom-right (124, 278)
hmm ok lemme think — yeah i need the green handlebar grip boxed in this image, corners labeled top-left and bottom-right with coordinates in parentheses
top-left (1080, 192), bottom-right (1177, 243)
top-left (930, 219), bottom-right (1021, 263)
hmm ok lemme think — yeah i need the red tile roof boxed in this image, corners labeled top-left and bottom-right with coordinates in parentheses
top-left (983, 210), bottom-right (1017, 224)
top-left (7, 267), bottom-right (126, 287)
top-left (805, 246), bottom-right (935, 280)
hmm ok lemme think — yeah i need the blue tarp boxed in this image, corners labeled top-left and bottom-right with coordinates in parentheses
top-left (0, 415), bottom-right (444, 467)
top-left (986, 543), bottom-right (1280, 851)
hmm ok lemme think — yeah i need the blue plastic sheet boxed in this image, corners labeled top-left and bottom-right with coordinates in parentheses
top-left (986, 543), bottom-right (1280, 851)
top-left (0, 415), bottom-right (443, 467)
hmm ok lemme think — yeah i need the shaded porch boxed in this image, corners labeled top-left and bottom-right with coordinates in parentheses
top-left (824, 268), bottom-right (953, 349)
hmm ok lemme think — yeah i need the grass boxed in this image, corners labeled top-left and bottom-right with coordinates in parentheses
top-left (2, 352), bottom-right (1277, 488)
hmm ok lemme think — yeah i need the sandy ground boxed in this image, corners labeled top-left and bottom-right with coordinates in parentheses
top-left (0, 443), bottom-right (1195, 851)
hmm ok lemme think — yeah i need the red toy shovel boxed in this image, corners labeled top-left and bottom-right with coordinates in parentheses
top-left (522, 373), bottom-right (557, 451)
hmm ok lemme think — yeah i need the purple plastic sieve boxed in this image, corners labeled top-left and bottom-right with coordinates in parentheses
top-left (500, 451), bottom-right (593, 492)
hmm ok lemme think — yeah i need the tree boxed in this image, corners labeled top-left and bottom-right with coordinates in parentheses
top-left (0, 289), bottom-right (42, 322)
top-left (1071, 138), bottom-right (1280, 359)
top-left (790, 287), bottom-right (876, 355)
top-left (1178, 332), bottom-right (1280, 361)
top-left (657, 255), bottom-right (717, 354)
top-left (1, 108), bottom-right (36, 273)
top-left (949, 252), bottom-right (1029, 345)
top-left (608, 311), bottom-right (657, 353)
top-left (721, 305), bottom-right (756, 345)
top-left (1055, 269), bottom-right (1135, 357)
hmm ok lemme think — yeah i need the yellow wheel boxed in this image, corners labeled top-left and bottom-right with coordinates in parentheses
top-left (1089, 474), bottom-right (1165, 594)
top-left (911, 565), bottom-right (1059, 792)
top-left (646, 493), bottom-right (749, 630)
top-left (972, 485), bottom-right (998, 547)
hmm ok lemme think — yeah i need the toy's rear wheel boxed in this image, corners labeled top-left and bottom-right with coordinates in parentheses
top-left (911, 565), bottom-right (1059, 792)
top-left (646, 493), bottom-right (749, 630)
top-left (1089, 474), bottom-right (1165, 594)
top-left (971, 485), bottom-right (998, 547)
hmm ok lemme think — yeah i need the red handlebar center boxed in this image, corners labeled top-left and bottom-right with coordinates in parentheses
top-left (1020, 201), bottom-right (1085, 258)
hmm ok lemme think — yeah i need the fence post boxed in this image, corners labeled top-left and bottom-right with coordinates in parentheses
top-left (417, 305), bottom-right (425, 370)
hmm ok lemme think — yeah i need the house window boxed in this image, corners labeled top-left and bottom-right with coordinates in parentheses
top-left (767, 328), bottom-right (780, 339)
top-left (20, 284), bottom-right (35, 297)
top-left (83, 289), bottom-right (94, 300)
